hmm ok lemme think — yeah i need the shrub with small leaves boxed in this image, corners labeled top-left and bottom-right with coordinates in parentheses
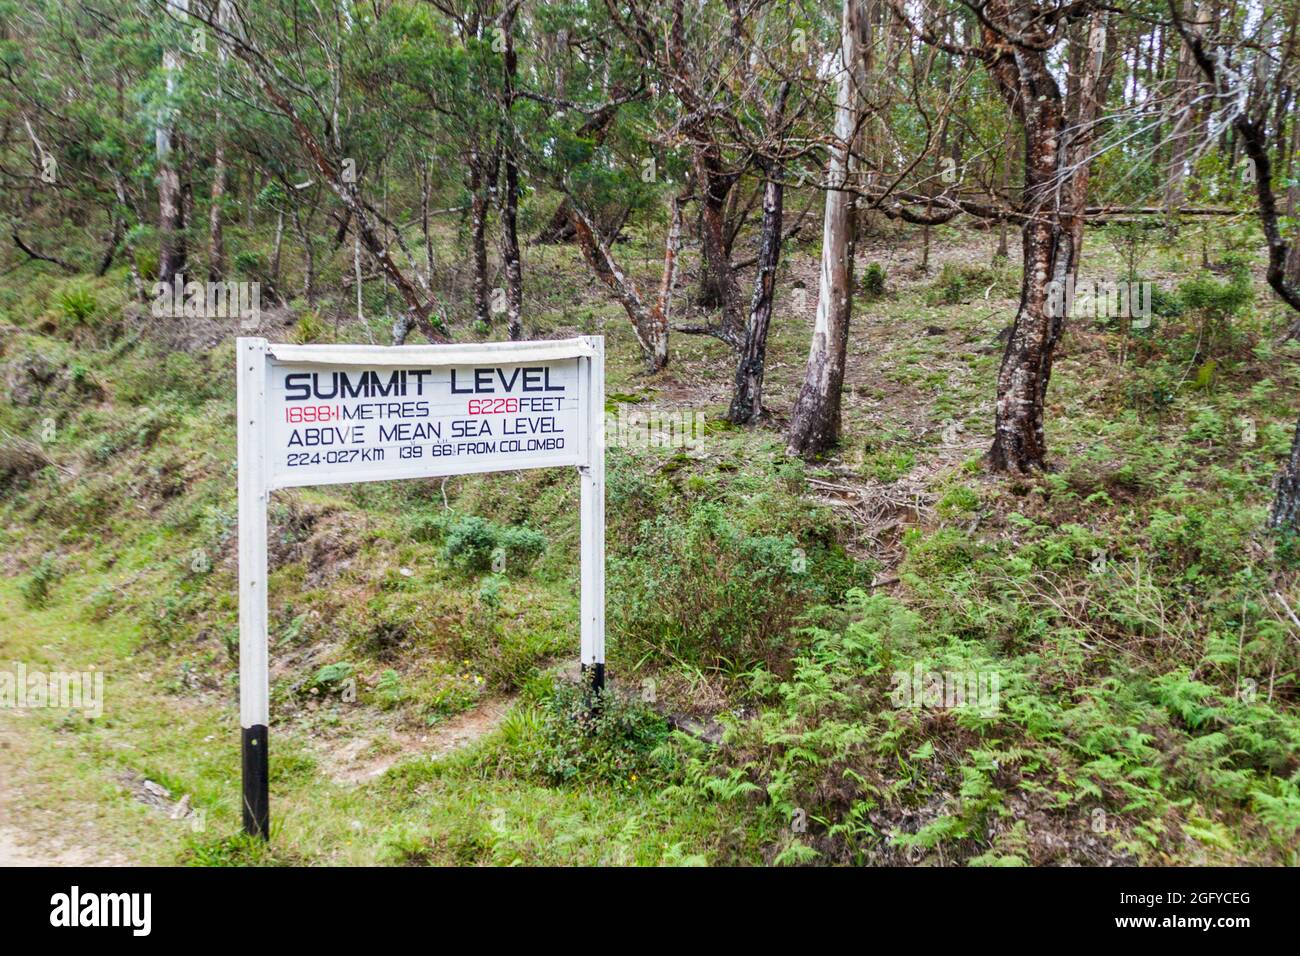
top-left (438, 513), bottom-right (547, 575)
top-left (862, 262), bottom-right (887, 300)
top-left (20, 555), bottom-right (59, 609)
top-left (527, 680), bottom-right (672, 787)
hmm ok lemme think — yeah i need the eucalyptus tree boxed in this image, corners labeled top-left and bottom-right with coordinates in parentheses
top-left (786, 0), bottom-right (868, 457)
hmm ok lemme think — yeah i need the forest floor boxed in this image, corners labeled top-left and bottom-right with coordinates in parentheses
top-left (2, 218), bottom-right (1299, 865)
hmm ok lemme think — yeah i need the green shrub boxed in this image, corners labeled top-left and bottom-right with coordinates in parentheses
top-left (862, 262), bottom-right (887, 300)
top-left (374, 669), bottom-right (407, 709)
top-left (924, 263), bottom-right (1010, 306)
top-left (310, 661), bottom-right (355, 691)
top-left (526, 680), bottom-right (672, 787)
top-left (134, 247), bottom-right (160, 282)
top-left (442, 515), bottom-right (499, 571)
top-left (20, 555), bottom-right (59, 609)
top-left (609, 501), bottom-right (828, 672)
top-left (233, 250), bottom-right (268, 278)
top-left (497, 526), bottom-right (546, 567)
top-left (56, 282), bottom-right (99, 327)
top-left (438, 513), bottom-right (547, 575)
top-left (1177, 271), bottom-right (1252, 322)
top-left (290, 310), bottom-right (329, 344)
top-left (1149, 283), bottom-right (1183, 318)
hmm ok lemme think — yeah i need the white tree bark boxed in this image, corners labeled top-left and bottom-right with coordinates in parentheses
top-left (786, 0), bottom-right (867, 457)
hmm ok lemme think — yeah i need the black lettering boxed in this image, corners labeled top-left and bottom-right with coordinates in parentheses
top-left (285, 373), bottom-right (311, 401)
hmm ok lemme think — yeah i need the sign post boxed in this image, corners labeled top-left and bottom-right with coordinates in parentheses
top-left (236, 336), bottom-right (605, 839)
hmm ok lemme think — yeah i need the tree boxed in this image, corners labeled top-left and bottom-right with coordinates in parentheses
top-left (787, 0), bottom-right (868, 458)
top-left (728, 88), bottom-right (789, 425)
top-left (888, 0), bottom-right (1119, 473)
top-left (157, 0), bottom-right (188, 286)
top-left (1167, 0), bottom-right (1300, 530)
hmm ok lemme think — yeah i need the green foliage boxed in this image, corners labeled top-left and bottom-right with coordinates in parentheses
top-left (1178, 270), bottom-right (1253, 322)
top-left (1149, 283), bottom-right (1184, 318)
top-left (609, 500), bottom-right (848, 673)
top-left (861, 445), bottom-right (914, 482)
top-left (20, 555), bottom-right (59, 609)
top-left (441, 514), bottom-right (498, 571)
top-left (436, 513), bottom-right (547, 575)
top-left (925, 262), bottom-right (1013, 306)
top-left (525, 681), bottom-right (672, 788)
top-left (289, 310), bottom-right (329, 344)
top-left (404, 511), bottom-right (548, 576)
top-left (862, 262), bottom-right (887, 300)
top-left (55, 282), bottom-right (99, 327)
top-left (310, 661), bottom-right (355, 691)
top-left (374, 669), bottom-right (407, 709)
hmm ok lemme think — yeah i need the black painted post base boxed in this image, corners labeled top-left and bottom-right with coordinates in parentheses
top-left (580, 662), bottom-right (606, 720)
top-left (241, 724), bottom-right (269, 840)
top-left (581, 662), bottom-right (605, 693)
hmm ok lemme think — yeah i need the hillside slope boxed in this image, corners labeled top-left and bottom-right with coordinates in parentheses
top-left (2, 226), bottom-right (1299, 866)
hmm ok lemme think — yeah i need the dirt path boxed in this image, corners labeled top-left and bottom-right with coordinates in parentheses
top-left (0, 819), bottom-right (126, 867)
top-left (323, 696), bottom-right (516, 785)
top-left (0, 729), bottom-right (128, 867)
top-left (0, 826), bottom-right (44, 865)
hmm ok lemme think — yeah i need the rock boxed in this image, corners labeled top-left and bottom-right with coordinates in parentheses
top-left (169, 794), bottom-right (192, 820)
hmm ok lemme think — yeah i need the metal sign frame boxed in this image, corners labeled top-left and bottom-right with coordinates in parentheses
top-left (236, 336), bottom-right (605, 838)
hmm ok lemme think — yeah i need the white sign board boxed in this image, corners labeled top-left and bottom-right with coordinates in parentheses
top-left (268, 358), bottom-right (583, 487)
top-left (236, 336), bottom-right (605, 838)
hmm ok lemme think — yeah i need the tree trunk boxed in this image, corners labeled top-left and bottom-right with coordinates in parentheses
top-left (1286, 108), bottom-right (1300, 287)
top-left (292, 204), bottom-right (315, 304)
top-left (501, 12), bottom-right (523, 341)
top-left (986, 17), bottom-right (1078, 474)
top-left (420, 157), bottom-right (434, 279)
top-left (354, 234), bottom-right (364, 322)
top-left (502, 157), bottom-right (523, 340)
top-left (112, 171), bottom-right (146, 301)
top-left (270, 209), bottom-right (284, 287)
top-left (995, 118), bottom-right (1017, 261)
top-left (1062, 10), bottom-right (1115, 289)
top-left (469, 149), bottom-right (491, 326)
top-left (208, 0), bottom-right (229, 281)
top-left (97, 188), bottom-right (125, 278)
top-left (728, 164), bottom-right (784, 424)
top-left (208, 133), bottom-right (226, 281)
top-left (787, 0), bottom-right (866, 458)
top-left (1163, 0), bottom-right (1207, 225)
top-left (157, 0), bottom-right (187, 286)
top-left (1271, 415), bottom-right (1300, 531)
top-left (569, 202), bottom-right (672, 371)
top-left (694, 149), bottom-right (744, 343)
